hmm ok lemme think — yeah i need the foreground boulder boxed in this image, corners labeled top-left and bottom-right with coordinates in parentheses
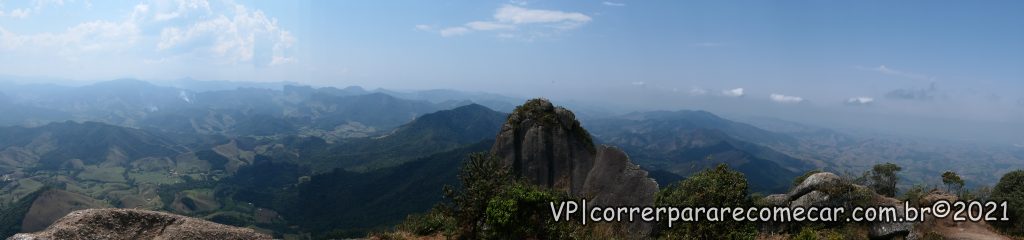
top-left (765, 172), bottom-right (1011, 240)
top-left (491, 99), bottom-right (659, 237)
top-left (765, 172), bottom-right (915, 239)
top-left (8, 208), bottom-right (270, 240)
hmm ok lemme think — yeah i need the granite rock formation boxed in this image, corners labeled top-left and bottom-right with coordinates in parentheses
top-left (8, 208), bottom-right (270, 240)
top-left (490, 99), bottom-right (659, 237)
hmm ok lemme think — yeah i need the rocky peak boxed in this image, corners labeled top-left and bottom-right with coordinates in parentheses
top-left (493, 99), bottom-right (597, 192)
top-left (491, 98), bottom-right (658, 236)
top-left (8, 208), bottom-right (270, 240)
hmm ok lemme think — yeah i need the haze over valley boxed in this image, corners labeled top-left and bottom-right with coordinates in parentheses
top-left (0, 0), bottom-right (1022, 239)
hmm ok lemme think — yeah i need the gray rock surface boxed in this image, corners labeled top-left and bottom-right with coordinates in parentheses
top-left (8, 208), bottom-right (271, 240)
top-left (780, 172), bottom-right (915, 239)
top-left (491, 99), bottom-right (658, 237)
top-left (869, 220), bottom-right (914, 240)
top-left (491, 99), bottom-right (597, 194)
top-left (788, 172), bottom-right (843, 202)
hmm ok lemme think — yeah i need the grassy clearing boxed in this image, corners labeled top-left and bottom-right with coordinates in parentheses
top-left (2, 178), bottom-right (45, 203)
top-left (171, 188), bottom-right (220, 213)
top-left (76, 166), bottom-right (126, 183)
top-left (128, 171), bottom-right (181, 185)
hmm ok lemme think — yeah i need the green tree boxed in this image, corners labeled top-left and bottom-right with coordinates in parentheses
top-left (483, 182), bottom-right (582, 239)
top-left (869, 163), bottom-right (901, 197)
top-left (438, 152), bottom-right (584, 239)
top-left (656, 163), bottom-right (756, 240)
top-left (991, 170), bottom-right (1024, 236)
top-left (444, 152), bottom-right (511, 239)
top-left (941, 171), bottom-right (965, 195)
top-left (901, 184), bottom-right (927, 207)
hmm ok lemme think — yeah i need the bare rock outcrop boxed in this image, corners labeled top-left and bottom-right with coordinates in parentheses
top-left (767, 172), bottom-right (1012, 240)
top-left (8, 208), bottom-right (271, 240)
top-left (765, 172), bottom-right (915, 239)
top-left (491, 99), bottom-right (658, 237)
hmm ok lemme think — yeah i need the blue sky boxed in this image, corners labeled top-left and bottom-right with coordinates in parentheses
top-left (0, 0), bottom-right (1022, 143)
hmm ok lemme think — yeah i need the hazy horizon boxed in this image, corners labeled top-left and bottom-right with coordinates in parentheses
top-left (1, 0), bottom-right (1021, 145)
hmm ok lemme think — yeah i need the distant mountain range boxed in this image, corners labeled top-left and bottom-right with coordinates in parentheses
top-left (1, 78), bottom-right (1022, 238)
top-left (0, 79), bottom-right (496, 137)
top-left (586, 110), bottom-right (814, 193)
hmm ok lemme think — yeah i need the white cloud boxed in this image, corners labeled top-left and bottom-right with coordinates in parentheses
top-left (0, 11), bottom-right (140, 54)
top-left (770, 93), bottom-right (804, 103)
top-left (858, 65), bottom-right (934, 81)
top-left (414, 24), bottom-right (433, 31)
top-left (0, 0), bottom-right (296, 67)
top-left (689, 87), bottom-right (708, 96)
top-left (153, 0), bottom-right (296, 67)
top-left (152, 0), bottom-right (212, 21)
top-left (602, 1), bottom-right (626, 7)
top-left (439, 27), bottom-right (469, 37)
top-left (722, 88), bottom-right (744, 97)
top-left (846, 97), bottom-right (874, 105)
top-left (1, 0), bottom-right (87, 19)
top-left (631, 81), bottom-right (645, 86)
top-left (7, 8), bottom-right (30, 18)
top-left (465, 21), bottom-right (514, 31)
top-left (494, 5), bottom-right (591, 27)
top-left (427, 5), bottom-right (591, 38)
top-left (0, 8), bottom-right (30, 19)
top-left (32, 0), bottom-right (68, 9)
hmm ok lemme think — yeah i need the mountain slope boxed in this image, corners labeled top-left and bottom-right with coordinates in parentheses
top-left (288, 140), bottom-right (493, 237)
top-left (0, 121), bottom-right (184, 170)
top-left (586, 111), bottom-right (813, 193)
top-left (614, 110), bottom-right (800, 147)
top-left (0, 80), bottom-right (461, 138)
top-left (300, 103), bottom-right (507, 172)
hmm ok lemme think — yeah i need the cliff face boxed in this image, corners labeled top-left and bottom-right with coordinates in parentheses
top-left (490, 99), bottom-right (658, 236)
top-left (491, 99), bottom-right (597, 194)
top-left (8, 208), bottom-right (270, 240)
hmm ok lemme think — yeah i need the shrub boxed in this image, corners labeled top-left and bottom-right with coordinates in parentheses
top-left (991, 170), bottom-right (1024, 236)
top-left (901, 184), bottom-right (927, 207)
top-left (438, 152), bottom-right (587, 239)
top-left (482, 182), bottom-right (582, 239)
top-left (656, 163), bottom-right (756, 240)
top-left (868, 163), bottom-right (901, 197)
top-left (792, 227), bottom-right (818, 240)
top-left (396, 206), bottom-right (455, 236)
top-left (941, 171), bottom-right (965, 196)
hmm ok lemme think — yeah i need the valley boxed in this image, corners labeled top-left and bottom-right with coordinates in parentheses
top-left (0, 79), bottom-right (1021, 238)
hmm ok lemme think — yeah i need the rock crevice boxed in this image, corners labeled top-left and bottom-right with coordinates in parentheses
top-left (490, 99), bottom-right (658, 237)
